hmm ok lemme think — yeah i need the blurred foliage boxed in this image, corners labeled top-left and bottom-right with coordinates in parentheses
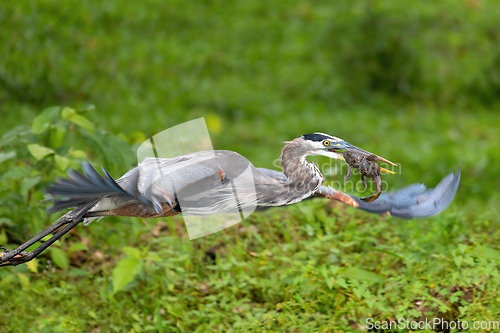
top-left (0, 0), bottom-right (499, 332)
top-left (2, 0), bottom-right (500, 135)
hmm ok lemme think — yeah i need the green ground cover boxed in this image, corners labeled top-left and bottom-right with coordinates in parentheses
top-left (1, 1), bottom-right (499, 331)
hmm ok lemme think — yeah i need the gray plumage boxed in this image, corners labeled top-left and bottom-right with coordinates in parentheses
top-left (47, 133), bottom-right (460, 220)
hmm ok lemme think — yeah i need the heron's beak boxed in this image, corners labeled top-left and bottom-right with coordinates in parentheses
top-left (328, 141), bottom-right (397, 173)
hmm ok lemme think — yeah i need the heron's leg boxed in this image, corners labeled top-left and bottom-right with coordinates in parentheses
top-left (315, 186), bottom-right (359, 208)
top-left (1, 212), bottom-right (73, 258)
top-left (0, 212), bottom-right (81, 267)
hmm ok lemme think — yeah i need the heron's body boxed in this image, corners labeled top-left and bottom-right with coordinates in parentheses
top-left (1, 133), bottom-right (460, 267)
top-left (53, 144), bottom-right (326, 220)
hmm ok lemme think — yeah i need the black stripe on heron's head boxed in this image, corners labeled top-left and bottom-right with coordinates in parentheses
top-left (302, 133), bottom-right (330, 142)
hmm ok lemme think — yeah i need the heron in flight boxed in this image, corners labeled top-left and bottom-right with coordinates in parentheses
top-left (0, 133), bottom-right (460, 267)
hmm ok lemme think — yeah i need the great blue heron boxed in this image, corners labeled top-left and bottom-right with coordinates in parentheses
top-left (0, 133), bottom-right (460, 267)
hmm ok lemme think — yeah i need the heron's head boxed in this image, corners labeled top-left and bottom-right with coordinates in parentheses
top-left (295, 132), bottom-right (397, 167)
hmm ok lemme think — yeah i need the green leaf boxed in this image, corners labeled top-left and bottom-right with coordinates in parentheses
top-left (483, 247), bottom-right (500, 261)
top-left (366, 247), bottom-right (406, 260)
top-left (0, 126), bottom-right (32, 148)
top-left (27, 143), bottom-right (55, 161)
top-left (17, 273), bottom-right (30, 289)
top-left (31, 106), bottom-right (61, 135)
top-left (0, 151), bottom-right (16, 164)
top-left (0, 229), bottom-right (7, 244)
top-left (49, 123), bottom-right (68, 147)
top-left (54, 154), bottom-right (70, 172)
top-left (88, 310), bottom-right (98, 320)
top-left (365, 296), bottom-right (376, 308)
top-left (78, 104), bottom-right (95, 112)
top-left (473, 246), bottom-right (500, 262)
top-left (0, 134), bottom-right (17, 149)
top-left (352, 285), bottom-right (367, 299)
top-left (320, 265), bottom-right (328, 278)
top-left (127, 131), bottom-right (147, 145)
top-left (112, 258), bottom-right (143, 293)
top-left (81, 129), bottom-right (135, 171)
top-left (69, 268), bottom-right (89, 277)
top-left (50, 247), bottom-right (69, 271)
top-left (26, 259), bottom-right (38, 273)
top-left (325, 276), bottom-right (334, 289)
top-left (293, 293), bottom-right (304, 303)
top-left (32, 117), bottom-right (51, 135)
top-left (1, 165), bottom-right (30, 181)
top-left (0, 274), bottom-right (15, 287)
top-left (336, 277), bottom-right (348, 288)
top-left (67, 242), bottom-right (89, 255)
top-left (61, 107), bottom-right (76, 119)
top-left (20, 176), bottom-right (42, 196)
top-left (68, 148), bottom-right (88, 159)
top-left (345, 267), bottom-right (384, 285)
top-left (68, 113), bottom-right (95, 133)
top-left (145, 252), bottom-right (162, 262)
top-left (330, 265), bottom-right (339, 275)
top-left (122, 246), bottom-right (142, 259)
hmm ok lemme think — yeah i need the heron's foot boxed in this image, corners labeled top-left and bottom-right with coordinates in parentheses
top-left (317, 188), bottom-right (360, 208)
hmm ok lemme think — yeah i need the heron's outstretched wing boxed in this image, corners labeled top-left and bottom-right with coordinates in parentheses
top-left (316, 172), bottom-right (460, 218)
top-left (122, 150), bottom-right (268, 216)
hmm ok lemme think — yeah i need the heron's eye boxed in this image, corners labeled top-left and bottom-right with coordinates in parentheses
top-left (323, 140), bottom-right (330, 147)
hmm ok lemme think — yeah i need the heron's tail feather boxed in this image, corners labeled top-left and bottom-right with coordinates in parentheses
top-left (46, 162), bottom-right (129, 219)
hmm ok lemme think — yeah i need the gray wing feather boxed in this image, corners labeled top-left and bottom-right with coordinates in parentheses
top-left (257, 167), bottom-right (288, 181)
top-left (47, 162), bottom-right (130, 214)
top-left (118, 151), bottom-right (265, 215)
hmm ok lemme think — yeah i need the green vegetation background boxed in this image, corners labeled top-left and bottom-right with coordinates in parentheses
top-left (1, 1), bottom-right (499, 332)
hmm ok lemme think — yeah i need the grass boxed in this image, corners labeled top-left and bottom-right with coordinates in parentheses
top-left (2, 196), bottom-right (499, 332)
top-left (1, 1), bottom-right (500, 332)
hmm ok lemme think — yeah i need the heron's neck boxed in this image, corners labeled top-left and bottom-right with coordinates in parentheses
top-left (280, 144), bottom-right (324, 187)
